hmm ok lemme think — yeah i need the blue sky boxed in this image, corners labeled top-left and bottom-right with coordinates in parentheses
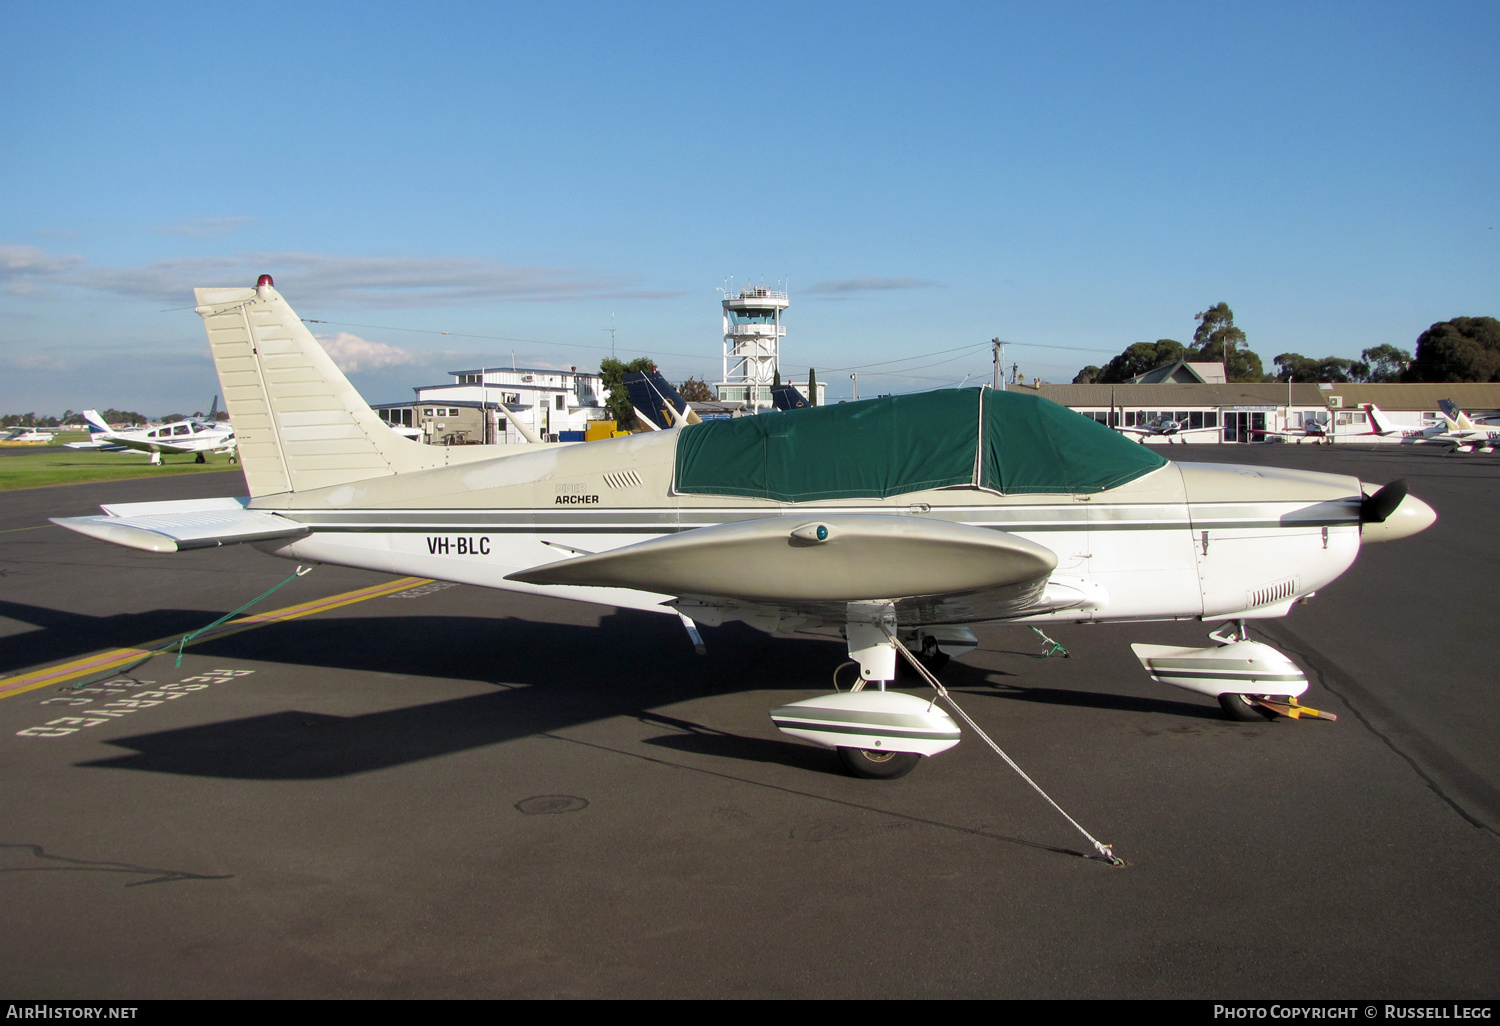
top-left (2, 1), bottom-right (1496, 415)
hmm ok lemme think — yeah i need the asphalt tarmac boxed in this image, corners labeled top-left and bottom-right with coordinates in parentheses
top-left (1, 445), bottom-right (1496, 999)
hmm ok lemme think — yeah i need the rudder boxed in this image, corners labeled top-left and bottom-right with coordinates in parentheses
top-left (195, 277), bottom-right (442, 496)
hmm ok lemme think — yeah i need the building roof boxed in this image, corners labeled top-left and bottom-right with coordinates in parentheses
top-left (1030, 381), bottom-right (1500, 412)
top-left (372, 400), bottom-right (516, 411)
top-left (1324, 382), bottom-right (1500, 411)
top-left (1033, 382), bottom-right (1331, 407)
top-left (447, 366), bottom-right (600, 378)
top-left (1127, 360), bottom-right (1227, 384)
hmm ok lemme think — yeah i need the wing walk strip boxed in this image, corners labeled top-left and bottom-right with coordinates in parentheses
top-left (0, 576), bottom-right (432, 701)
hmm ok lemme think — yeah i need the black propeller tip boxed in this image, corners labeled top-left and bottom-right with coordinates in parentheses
top-left (1362, 479), bottom-right (1408, 524)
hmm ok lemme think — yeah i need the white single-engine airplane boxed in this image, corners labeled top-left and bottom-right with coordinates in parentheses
top-left (0, 428), bottom-right (56, 443)
top-left (67, 403), bottom-right (237, 464)
top-left (1114, 417), bottom-right (1222, 444)
top-left (1363, 402), bottom-right (1500, 453)
top-left (52, 278), bottom-right (1437, 779)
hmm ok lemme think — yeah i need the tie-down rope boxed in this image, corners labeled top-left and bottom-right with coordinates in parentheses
top-left (880, 625), bottom-right (1125, 866)
top-left (69, 565), bottom-right (314, 689)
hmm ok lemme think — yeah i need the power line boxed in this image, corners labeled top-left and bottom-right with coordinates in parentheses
top-left (301, 317), bottom-right (1119, 375)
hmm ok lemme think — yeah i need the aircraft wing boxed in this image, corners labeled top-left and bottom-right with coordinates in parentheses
top-left (507, 514), bottom-right (1074, 622)
top-left (51, 497), bottom-right (307, 553)
top-left (90, 436), bottom-right (204, 455)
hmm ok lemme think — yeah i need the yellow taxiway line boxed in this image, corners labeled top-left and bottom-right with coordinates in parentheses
top-left (0, 576), bottom-right (433, 701)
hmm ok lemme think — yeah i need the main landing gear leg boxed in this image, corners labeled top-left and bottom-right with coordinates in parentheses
top-left (839, 605), bottom-right (922, 777)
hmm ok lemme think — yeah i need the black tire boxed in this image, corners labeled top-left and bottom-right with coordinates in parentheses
top-left (194, 452), bottom-right (206, 464)
top-left (1218, 693), bottom-right (1274, 722)
top-left (837, 747), bottom-right (921, 779)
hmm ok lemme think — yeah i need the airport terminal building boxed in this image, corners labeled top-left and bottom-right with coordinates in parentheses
top-left (373, 365), bottom-right (611, 444)
top-left (1029, 381), bottom-right (1500, 443)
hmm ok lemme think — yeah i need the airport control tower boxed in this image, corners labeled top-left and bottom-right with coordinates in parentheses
top-left (716, 284), bottom-right (789, 411)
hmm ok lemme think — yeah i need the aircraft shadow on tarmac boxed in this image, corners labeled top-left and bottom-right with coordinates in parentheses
top-left (11, 590), bottom-right (1231, 782)
top-left (0, 598), bottom-right (263, 676)
top-left (75, 611), bottom-right (865, 780)
top-left (962, 681), bottom-right (1223, 720)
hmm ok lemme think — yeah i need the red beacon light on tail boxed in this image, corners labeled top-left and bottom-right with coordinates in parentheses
top-left (256, 273), bottom-right (274, 297)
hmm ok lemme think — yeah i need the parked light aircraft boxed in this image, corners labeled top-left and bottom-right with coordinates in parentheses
top-left (0, 428), bottom-right (56, 443)
top-left (67, 402), bottom-right (237, 464)
top-left (1250, 412), bottom-right (1387, 443)
top-left (52, 278), bottom-right (1437, 779)
top-left (1363, 402), bottom-right (1500, 453)
top-left (1114, 417), bottom-right (1222, 443)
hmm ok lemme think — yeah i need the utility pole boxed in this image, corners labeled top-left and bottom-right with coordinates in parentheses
top-left (850, 372), bottom-right (858, 401)
top-left (991, 338), bottom-right (1005, 391)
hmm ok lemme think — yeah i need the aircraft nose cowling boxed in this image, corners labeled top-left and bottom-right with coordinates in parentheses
top-left (1360, 490), bottom-right (1437, 543)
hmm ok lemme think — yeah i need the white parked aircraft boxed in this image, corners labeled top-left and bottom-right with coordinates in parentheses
top-left (1114, 417), bottom-right (1222, 444)
top-left (53, 278), bottom-right (1436, 781)
top-left (0, 428), bottom-right (56, 443)
top-left (67, 404), bottom-right (236, 464)
top-left (1363, 402), bottom-right (1500, 453)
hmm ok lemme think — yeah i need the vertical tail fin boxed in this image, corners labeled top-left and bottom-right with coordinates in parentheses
top-left (770, 383), bottom-right (809, 411)
top-left (194, 277), bottom-right (521, 498)
top-left (622, 370), bottom-right (701, 430)
top-left (1438, 399), bottom-right (1475, 430)
top-left (1361, 403), bottom-right (1397, 436)
top-left (82, 410), bottom-right (112, 436)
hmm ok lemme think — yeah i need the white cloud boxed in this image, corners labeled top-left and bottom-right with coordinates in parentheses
top-left (314, 332), bottom-right (418, 373)
top-left (805, 277), bottom-right (938, 295)
top-left (0, 245), bottom-right (686, 308)
top-left (0, 244), bottom-right (83, 280)
top-left (75, 252), bottom-right (677, 307)
top-left (0, 244), bottom-right (84, 296)
top-left (155, 216), bottom-right (253, 239)
top-left (4, 352), bottom-right (73, 372)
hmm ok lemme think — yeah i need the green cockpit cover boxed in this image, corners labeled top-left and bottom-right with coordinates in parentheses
top-left (673, 387), bottom-right (1166, 501)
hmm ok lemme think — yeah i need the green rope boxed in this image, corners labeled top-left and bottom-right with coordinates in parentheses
top-left (1029, 626), bottom-right (1069, 659)
top-left (171, 565), bottom-right (313, 667)
top-left (70, 565), bottom-right (313, 690)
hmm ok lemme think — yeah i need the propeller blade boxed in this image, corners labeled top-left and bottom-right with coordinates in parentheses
top-left (1361, 479), bottom-right (1408, 524)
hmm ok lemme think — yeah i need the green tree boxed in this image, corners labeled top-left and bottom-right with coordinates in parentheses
top-left (1193, 303), bottom-right (1265, 381)
top-left (599, 356), bottom-right (656, 429)
top-left (1360, 344), bottom-right (1412, 383)
top-left (1095, 339), bottom-right (1187, 383)
top-left (808, 368), bottom-right (818, 406)
top-left (1272, 354), bottom-right (1362, 383)
top-left (1073, 303), bottom-right (1269, 383)
top-left (679, 376), bottom-right (715, 403)
top-left (1403, 317), bottom-right (1500, 383)
top-left (101, 409), bottom-right (147, 426)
